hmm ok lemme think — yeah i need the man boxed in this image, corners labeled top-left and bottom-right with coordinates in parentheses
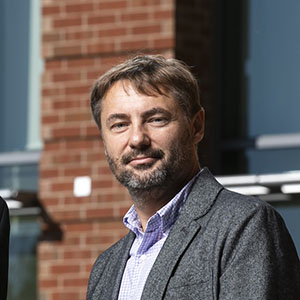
top-left (87, 55), bottom-right (300, 299)
top-left (0, 197), bottom-right (10, 300)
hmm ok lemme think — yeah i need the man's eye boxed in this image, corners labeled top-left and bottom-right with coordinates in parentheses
top-left (148, 117), bottom-right (168, 126)
top-left (111, 123), bottom-right (128, 131)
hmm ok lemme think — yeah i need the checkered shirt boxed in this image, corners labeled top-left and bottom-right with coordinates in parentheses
top-left (118, 172), bottom-right (200, 300)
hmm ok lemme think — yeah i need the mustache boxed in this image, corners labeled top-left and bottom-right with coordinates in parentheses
top-left (121, 149), bottom-right (165, 165)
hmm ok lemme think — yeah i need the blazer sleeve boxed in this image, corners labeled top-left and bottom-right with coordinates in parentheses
top-left (218, 202), bottom-right (300, 299)
top-left (0, 197), bottom-right (10, 300)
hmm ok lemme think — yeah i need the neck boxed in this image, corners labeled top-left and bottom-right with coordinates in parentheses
top-left (129, 167), bottom-right (199, 231)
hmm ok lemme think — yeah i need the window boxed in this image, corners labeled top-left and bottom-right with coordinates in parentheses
top-left (0, 0), bottom-right (42, 191)
top-left (8, 213), bottom-right (40, 300)
top-left (245, 0), bottom-right (300, 174)
top-left (0, 1), bottom-right (42, 299)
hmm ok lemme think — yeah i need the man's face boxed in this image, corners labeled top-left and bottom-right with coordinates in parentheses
top-left (100, 80), bottom-right (204, 191)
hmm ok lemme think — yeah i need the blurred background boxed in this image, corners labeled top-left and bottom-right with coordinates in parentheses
top-left (1, 0), bottom-right (300, 299)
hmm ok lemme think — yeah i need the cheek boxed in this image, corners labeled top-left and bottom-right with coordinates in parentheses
top-left (157, 126), bottom-right (187, 145)
top-left (103, 134), bottom-right (127, 156)
top-left (152, 133), bottom-right (180, 155)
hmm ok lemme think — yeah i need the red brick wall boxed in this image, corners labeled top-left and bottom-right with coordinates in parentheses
top-left (39, 0), bottom-right (175, 299)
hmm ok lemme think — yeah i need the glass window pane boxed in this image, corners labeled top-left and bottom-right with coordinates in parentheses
top-left (245, 0), bottom-right (300, 173)
top-left (8, 215), bottom-right (40, 300)
top-left (0, 0), bottom-right (42, 153)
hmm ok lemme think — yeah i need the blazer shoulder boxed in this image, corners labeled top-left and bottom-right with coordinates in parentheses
top-left (205, 187), bottom-right (288, 237)
top-left (216, 188), bottom-right (276, 216)
top-left (87, 231), bottom-right (134, 299)
top-left (93, 232), bottom-right (131, 265)
top-left (89, 231), bottom-right (133, 279)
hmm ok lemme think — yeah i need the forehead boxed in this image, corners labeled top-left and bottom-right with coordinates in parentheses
top-left (101, 80), bottom-right (181, 116)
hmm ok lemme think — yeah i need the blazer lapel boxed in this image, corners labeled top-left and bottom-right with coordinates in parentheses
top-left (91, 231), bottom-right (135, 300)
top-left (141, 168), bottom-right (223, 299)
top-left (110, 232), bottom-right (135, 300)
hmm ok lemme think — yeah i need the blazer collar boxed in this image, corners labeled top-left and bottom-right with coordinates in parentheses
top-left (178, 167), bottom-right (223, 224)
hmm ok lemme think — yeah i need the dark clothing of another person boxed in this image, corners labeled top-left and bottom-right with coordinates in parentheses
top-left (0, 197), bottom-right (9, 300)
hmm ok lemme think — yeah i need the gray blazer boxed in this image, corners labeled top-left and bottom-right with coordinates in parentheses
top-left (87, 168), bottom-right (300, 299)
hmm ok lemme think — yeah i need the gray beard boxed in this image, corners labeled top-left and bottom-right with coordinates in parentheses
top-left (106, 154), bottom-right (169, 190)
top-left (105, 138), bottom-right (194, 192)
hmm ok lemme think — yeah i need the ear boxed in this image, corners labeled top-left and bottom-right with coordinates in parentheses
top-left (190, 108), bottom-right (205, 144)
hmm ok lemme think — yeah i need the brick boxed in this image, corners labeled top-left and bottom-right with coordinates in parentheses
top-left (43, 141), bottom-right (64, 151)
top-left (97, 27), bottom-right (127, 38)
top-left (45, 60), bottom-right (63, 70)
top-left (86, 42), bottom-right (115, 55)
top-left (53, 17), bottom-right (82, 28)
top-left (52, 153), bottom-right (82, 164)
top-left (153, 9), bottom-right (174, 20)
top-left (43, 5), bottom-right (61, 16)
top-left (65, 84), bottom-right (90, 95)
top-left (53, 100), bottom-right (81, 110)
top-left (54, 45), bottom-right (82, 57)
top-left (51, 264), bottom-right (80, 275)
top-left (65, 30), bottom-right (94, 41)
top-left (65, 139), bottom-right (96, 150)
top-left (153, 37), bottom-right (174, 48)
top-left (51, 182), bottom-right (73, 192)
top-left (87, 15), bottom-right (116, 25)
top-left (66, 58), bottom-right (95, 68)
top-left (132, 24), bottom-right (161, 35)
top-left (39, 250), bottom-right (59, 261)
top-left (120, 12), bottom-right (149, 22)
top-left (63, 167), bottom-right (90, 177)
top-left (42, 87), bottom-right (62, 97)
top-left (43, 33), bottom-right (61, 42)
top-left (85, 235), bottom-right (114, 245)
top-left (63, 223), bottom-right (93, 233)
top-left (65, 3), bottom-right (94, 13)
top-left (63, 277), bottom-right (88, 287)
top-left (42, 115), bottom-right (60, 124)
top-left (98, 1), bottom-right (127, 10)
top-left (121, 39), bottom-right (150, 51)
top-left (63, 249), bottom-right (91, 259)
top-left (51, 127), bottom-right (81, 139)
top-left (64, 196), bottom-right (90, 205)
top-left (40, 279), bottom-right (58, 288)
top-left (85, 125), bottom-right (101, 136)
top-left (40, 169), bottom-right (60, 178)
top-left (53, 210), bottom-right (82, 222)
top-left (64, 112), bottom-right (91, 122)
top-left (53, 72), bottom-right (81, 82)
top-left (92, 180), bottom-right (113, 189)
top-left (86, 207), bottom-right (114, 218)
top-left (63, 235), bottom-right (81, 246)
top-left (51, 291), bottom-right (81, 300)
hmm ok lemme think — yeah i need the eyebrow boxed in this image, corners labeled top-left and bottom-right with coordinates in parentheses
top-left (105, 107), bottom-right (173, 126)
top-left (106, 113), bottom-right (129, 125)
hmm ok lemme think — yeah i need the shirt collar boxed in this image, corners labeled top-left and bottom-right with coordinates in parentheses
top-left (123, 170), bottom-right (201, 235)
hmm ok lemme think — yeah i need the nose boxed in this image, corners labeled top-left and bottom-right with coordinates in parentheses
top-left (129, 124), bottom-right (151, 149)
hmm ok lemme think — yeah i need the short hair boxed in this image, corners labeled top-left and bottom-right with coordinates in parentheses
top-left (90, 55), bottom-right (201, 129)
